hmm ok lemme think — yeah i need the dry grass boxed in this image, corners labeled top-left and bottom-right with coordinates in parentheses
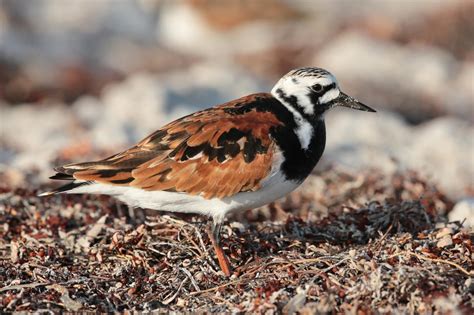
top-left (0, 168), bottom-right (472, 313)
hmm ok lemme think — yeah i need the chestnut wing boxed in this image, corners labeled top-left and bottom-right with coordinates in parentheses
top-left (61, 94), bottom-right (283, 199)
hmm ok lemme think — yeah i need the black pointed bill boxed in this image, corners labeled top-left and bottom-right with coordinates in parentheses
top-left (335, 92), bottom-right (376, 112)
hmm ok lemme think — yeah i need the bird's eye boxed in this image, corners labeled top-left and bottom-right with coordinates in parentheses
top-left (311, 84), bottom-right (323, 93)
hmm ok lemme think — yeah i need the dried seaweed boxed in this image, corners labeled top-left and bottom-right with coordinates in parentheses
top-left (0, 168), bottom-right (472, 313)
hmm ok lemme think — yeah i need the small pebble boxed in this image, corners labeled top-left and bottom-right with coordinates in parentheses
top-left (182, 259), bottom-right (191, 267)
top-left (436, 227), bottom-right (453, 239)
top-left (176, 298), bottom-right (187, 307)
top-left (194, 271), bottom-right (204, 281)
top-left (436, 236), bottom-right (453, 248)
top-left (449, 198), bottom-right (474, 227)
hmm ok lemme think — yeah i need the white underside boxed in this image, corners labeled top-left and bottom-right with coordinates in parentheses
top-left (65, 152), bottom-right (301, 222)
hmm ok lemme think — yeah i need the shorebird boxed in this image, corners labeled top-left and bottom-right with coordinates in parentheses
top-left (41, 67), bottom-right (376, 276)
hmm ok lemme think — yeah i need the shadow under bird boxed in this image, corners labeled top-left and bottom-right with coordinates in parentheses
top-left (40, 67), bottom-right (376, 276)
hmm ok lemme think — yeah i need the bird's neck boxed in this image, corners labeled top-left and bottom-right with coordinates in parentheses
top-left (270, 96), bottom-right (327, 182)
top-left (223, 93), bottom-right (326, 182)
top-left (272, 88), bottom-right (323, 150)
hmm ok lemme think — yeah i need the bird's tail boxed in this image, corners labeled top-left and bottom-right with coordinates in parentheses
top-left (38, 181), bottom-right (90, 197)
top-left (38, 165), bottom-right (91, 197)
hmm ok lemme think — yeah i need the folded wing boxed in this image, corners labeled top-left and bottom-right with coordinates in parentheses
top-left (54, 93), bottom-right (283, 199)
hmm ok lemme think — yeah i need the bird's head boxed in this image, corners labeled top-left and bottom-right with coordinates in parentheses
top-left (271, 67), bottom-right (376, 119)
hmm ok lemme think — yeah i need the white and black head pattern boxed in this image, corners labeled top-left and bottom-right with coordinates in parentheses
top-left (271, 67), bottom-right (341, 119)
top-left (270, 67), bottom-right (338, 150)
top-left (270, 67), bottom-right (375, 150)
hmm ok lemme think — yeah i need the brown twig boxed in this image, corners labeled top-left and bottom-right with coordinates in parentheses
top-left (389, 251), bottom-right (473, 276)
top-left (0, 282), bottom-right (49, 292)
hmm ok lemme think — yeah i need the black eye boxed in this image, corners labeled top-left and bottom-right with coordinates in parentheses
top-left (311, 84), bottom-right (323, 93)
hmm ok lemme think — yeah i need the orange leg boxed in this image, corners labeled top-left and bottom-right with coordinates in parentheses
top-left (207, 222), bottom-right (231, 277)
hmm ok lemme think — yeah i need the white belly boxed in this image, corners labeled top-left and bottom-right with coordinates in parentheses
top-left (69, 172), bottom-right (300, 223)
top-left (65, 151), bottom-right (302, 222)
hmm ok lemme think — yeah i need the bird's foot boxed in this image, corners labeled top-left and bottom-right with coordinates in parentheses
top-left (207, 223), bottom-right (232, 277)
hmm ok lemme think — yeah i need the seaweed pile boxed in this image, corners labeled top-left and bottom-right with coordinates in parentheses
top-left (1, 169), bottom-right (472, 313)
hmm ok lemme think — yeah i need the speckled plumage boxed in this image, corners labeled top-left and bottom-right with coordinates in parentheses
top-left (41, 67), bottom-right (376, 276)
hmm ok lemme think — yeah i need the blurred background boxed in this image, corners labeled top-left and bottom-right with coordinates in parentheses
top-left (0, 0), bottom-right (473, 202)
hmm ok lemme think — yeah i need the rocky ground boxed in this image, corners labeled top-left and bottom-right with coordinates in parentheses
top-left (0, 0), bottom-right (473, 313)
top-left (1, 169), bottom-right (472, 313)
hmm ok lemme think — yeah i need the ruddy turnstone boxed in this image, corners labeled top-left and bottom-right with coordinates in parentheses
top-left (40, 67), bottom-right (375, 276)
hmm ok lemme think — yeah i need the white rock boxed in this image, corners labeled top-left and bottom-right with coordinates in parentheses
top-left (446, 62), bottom-right (474, 118)
top-left (318, 32), bottom-right (454, 93)
top-left (316, 32), bottom-right (471, 121)
top-left (449, 199), bottom-right (474, 227)
top-left (436, 227), bottom-right (453, 239)
top-left (291, 0), bottom-right (460, 22)
top-left (324, 111), bottom-right (474, 199)
top-left (8, 0), bottom-right (155, 37)
top-left (155, 2), bottom-right (280, 56)
top-left (0, 0), bottom-right (156, 70)
top-left (408, 117), bottom-right (474, 197)
top-left (162, 62), bottom-right (266, 109)
top-left (72, 96), bottom-right (103, 128)
top-left (92, 72), bottom-right (168, 148)
top-left (0, 104), bottom-right (74, 180)
top-left (436, 236), bottom-right (453, 248)
top-left (324, 110), bottom-right (408, 174)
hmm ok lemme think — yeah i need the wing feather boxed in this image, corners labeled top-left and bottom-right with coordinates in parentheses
top-left (58, 93), bottom-right (282, 199)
